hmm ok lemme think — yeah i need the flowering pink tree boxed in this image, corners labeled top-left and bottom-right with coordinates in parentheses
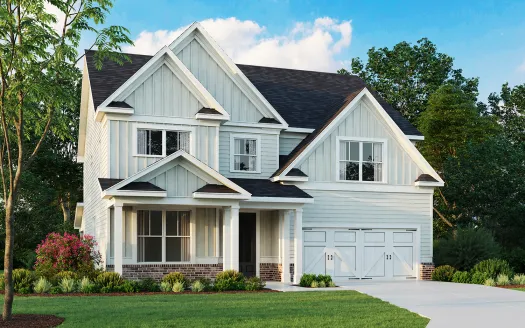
top-left (34, 232), bottom-right (101, 278)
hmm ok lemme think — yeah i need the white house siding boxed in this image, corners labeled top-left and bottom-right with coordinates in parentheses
top-left (123, 62), bottom-right (205, 118)
top-left (109, 120), bottom-right (218, 179)
top-left (260, 211), bottom-right (279, 260)
top-left (299, 189), bottom-right (433, 263)
top-left (218, 131), bottom-right (279, 179)
top-left (196, 208), bottom-right (218, 258)
top-left (82, 90), bottom-right (110, 265)
top-left (176, 38), bottom-right (263, 123)
top-left (297, 100), bottom-right (422, 185)
top-left (279, 133), bottom-right (307, 156)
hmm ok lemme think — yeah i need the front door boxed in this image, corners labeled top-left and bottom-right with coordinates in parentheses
top-left (239, 213), bottom-right (256, 277)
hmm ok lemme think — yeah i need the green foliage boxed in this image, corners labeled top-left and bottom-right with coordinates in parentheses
top-left (318, 281), bottom-right (326, 288)
top-left (162, 272), bottom-right (187, 288)
top-left (49, 286), bottom-right (63, 295)
top-left (299, 274), bottom-right (316, 287)
top-left (13, 269), bottom-right (35, 293)
top-left (472, 259), bottom-right (513, 280)
top-left (79, 277), bottom-right (97, 293)
top-left (311, 281), bottom-right (319, 288)
top-left (214, 270), bottom-right (246, 291)
top-left (33, 277), bottom-right (52, 294)
top-left (172, 281), bottom-right (185, 293)
top-left (95, 272), bottom-right (124, 292)
top-left (119, 280), bottom-right (139, 293)
top-left (512, 274), bottom-right (525, 285)
top-left (347, 38), bottom-right (478, 123)
top-left (431, 265), bottom-right (456, 282)
top-left (159, 281), bottom-right (172, 292)
top-left (191, 280), bottom-right (205, 292)
top-left (245, 277), bottom-right (266, 291)
top-left (196, 278), bottom-right (212, 292)
top-left (137, 278), bottom-right (160, 292)
top-left (51, 270), bottom-right (78, 285)
top-left (487, 82), bottom-right (525, 143)
top-left (59, 277), bottom-right (77, 293)
top-left (484, 278), bottom-right (496, 287)
top-left (328, 281), bottom-right (337, 288)
top-left (451, 271), bottom-right (470, 284)
top-left (433, 227), bottom-right (500, 271)
top-left (316, 274), bottom-right (333, 285)
top-left (470, 272), bottom-right (491, 285)
top-left (496, 274), bottom-right (510, 286)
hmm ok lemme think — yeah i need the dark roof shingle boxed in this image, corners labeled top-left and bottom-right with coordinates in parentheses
top-left (98, 178), bottom-right (165, 192)
top-left (229, 178), bottom-right (312, 199)
top-left (195, 184), bottom-right (239, 193)
top-left (415, 174), bottom-right (438, 183)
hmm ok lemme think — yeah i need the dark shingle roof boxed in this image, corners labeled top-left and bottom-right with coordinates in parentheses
top-left (229, 178), bottom-right (312, 199)
top-left (108, 101), bottom-right (133, 108)
top-left (195, 184), bottom-right (239, 193)
top-left (259, 117), bottom-right (280, 124)
top-left (99, 178), bottom-right (123, 190)
top-left (415, 174), bottom-right (438, 182)
top-left (286, 168), bottom-right (308, 177)
top-left (98, 178), bottom-right (165, 192)
top-left (197, 107), bottom-right (221, 115)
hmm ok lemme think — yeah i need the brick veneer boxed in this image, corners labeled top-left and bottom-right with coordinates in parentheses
top-left (420, 263), bottom-right (435, 280)
top-left (107, 264), bottom-right (223, 281)
top-left (259, 263), bottom-right (281, 281)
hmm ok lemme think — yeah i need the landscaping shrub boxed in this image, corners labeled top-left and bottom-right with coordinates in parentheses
top-left (471, 259), bottom-right (513, 279)
top-left (119, 280), bottom-right (139, 293)
top-left (35, 232), bottom-right (101, 279)
top-left (484, 278), bottom-right (496, 287)
top-left (13, 268), bottom-right (35, 293)
top-left (431, 265), bottom-right (456, 282)
top-left (316, 274), bottom-right (333, 285)
top-left (299, 274), bottom-right (316, 287)
top-left (79, 277), bottom-right (97, 293)
top-left (51, 270), bottom-right (78, 285)
top-left (433, 227), bottom-right (500, 271)
top-left (328, 281), bottom-right (337, 287)
top-left (245, 277), bottom-right (265, 291)
top-left (160, 281), bottom-right (172, 292)
top-left (470, 272), bottom-right (490, 285)
top-left (138, 278), bottom-right (160, 292)
top-left (96, 272), bottom-right (124, 292)
top-left (452, 271), bottom-right (470, 284)
top-left (162, 272), bottom-right (187, 288)
top-left (318, 281), bottom-right (326, 288)
top-left (197, 278), bottom-right (212, 291)
top-left (191, 280), bottom-right (204, 292)
top-left (49, 286), bottom-right (62, 294)
top-left (300, 274), bottom-right (334, 287)
top-left (59, 277), bottom-right (77, 293)
top-left (512, 274), bottom-right (525, 285)
top-left (33, 277), bottom-right (52, 294)
top-left (172, 281), bottom-right (185, 293)
top-left (311, 281), bottom-right (319, 288)
top-left (214, 270), bottom-right (246, 291)
top-left (496, 274), bottom-right (511, 286)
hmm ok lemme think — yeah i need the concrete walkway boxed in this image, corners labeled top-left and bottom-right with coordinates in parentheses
top-left (266, 281), bottom-right (525, 327)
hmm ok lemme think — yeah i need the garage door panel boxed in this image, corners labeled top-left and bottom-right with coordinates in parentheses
top-left (333, 246), bottom-right (357, 278)
top-left (363, 246), bottom-right (386, 277)
top-left (393, 246), bottom-right (414, 277)
top-left (393, 232), bottom-right (413, 243)
top-left (304, 246), bottom-right (326, 274)
top-left (334, 231), bottom-right (356, 243)
top-left (364, 232), bottom-right (385, 243)
top-left (304, 231), bottom-right (326, 243)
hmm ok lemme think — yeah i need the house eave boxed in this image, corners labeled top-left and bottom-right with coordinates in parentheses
top-left (192, 192), bottom-right (251, 200)
top-left (415, 181), bottom-right (444, 188)
top-left (102, 190), bottom-right (167, 199)
top-left (195, 113), bottom-right (229, 121)
top-left (243, 197), bottom-right (314, 204)
top-left (95, 107), bottom-right (134, 122)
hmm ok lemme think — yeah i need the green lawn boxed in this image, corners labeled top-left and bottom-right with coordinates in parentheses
top-left (5, 291), bottom-right (429, 327)
top-left (513, 288), bottom-right (525, 291)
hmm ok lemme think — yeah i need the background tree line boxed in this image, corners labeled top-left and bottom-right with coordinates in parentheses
top-left (339, 38), bottom-right (525, 271)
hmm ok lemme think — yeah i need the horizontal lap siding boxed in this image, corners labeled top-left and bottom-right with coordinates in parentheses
top-left (301, 190), bottom-right (433, 262)
top-left (279, 137), bottom-right (304, 156)
top-left (218, 131), bottom-right (278, 179)
top-left (298, 101), bottom-right (422, 185)
top-left (176, 38), bottom-right (263, 123)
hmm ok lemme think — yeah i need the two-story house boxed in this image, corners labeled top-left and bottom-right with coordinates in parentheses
top-left (74, 22), bottom-right (443, 284)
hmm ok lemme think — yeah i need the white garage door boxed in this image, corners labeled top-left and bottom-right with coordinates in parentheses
top-left (303, 228), bottom-right (418, 281)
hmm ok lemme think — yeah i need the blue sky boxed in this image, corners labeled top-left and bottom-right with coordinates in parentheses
top-left (99, 0), bottom-right (525, 101)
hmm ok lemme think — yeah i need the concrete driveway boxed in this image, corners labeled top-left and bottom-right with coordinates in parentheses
top-left (266, 280), bottom-right (525, 327)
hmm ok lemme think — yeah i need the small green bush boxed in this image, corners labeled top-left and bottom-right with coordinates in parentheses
top-left (311, 281), bottom-right (319, 288)
top-left (316, 274), bottom-right (332, 285)
top-left (470, 272), bottom-right (491, 285)
top-left (162, 272), bottom-right (187, 288)
top-left (299, 274), bottom-right (316, 287)
top-left (13, 268), bottom-right (35, 293)
top-left (96, 272), bottom-right (124, 292)
top-left (484, 278), bottom-right (496, 287)
top-left (191, 280), bottom-right (204, 292)
top-left (197, 278), bottom-right (212, 291)
top-left (214, 270), bottom-right (246, 291)
top-left (512, 273), bottom-right (525, 285)
top-left (160, 281), bottom-right (172, 292)
top-left (172, 281), bottom-right (185, 293)
top-left (431, 265), bottom-right (456, 282)
top-left (318, 281), bottom-right (326, 288)
top-left (328, 281), bottom-right (337, 287)
top-left (119, 280), bottom-right (139, 293)
top-left (33, 277), bottom-right (52, 294)
top-left (472, 259), bottom-right (513, 279)
top-left (138, 278), bottom-right (160, 292)
top-left (245, 277), bottom-right (265, 291)
top-left (49, 286), bottom-right (62, 294)
top-left (79, 277), bottom-right (97, 293)
top-left (452, 271), bottom-right (470, 284)
top-left (59, 277), bottom-right (77, 293)
top-left (496, 274), bottom-right (511, 286)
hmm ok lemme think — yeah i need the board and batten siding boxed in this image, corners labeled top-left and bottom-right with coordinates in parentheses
top-left (196, 208), bottom-right (220, 258)
top-left (122, 62), bottom-right (205, 118)
top-left (176, 38), bottom-right (263, 123)
top-left (218, 131), bottom-right (279, 179)
top-left (297, 100), bottom-right (422, 185)
top-left (109, 120), bottom-right (218, 179)
top-left (260, 211), bottom-right (279, 260)
top-left (298, 190), bottom-right (433, 263)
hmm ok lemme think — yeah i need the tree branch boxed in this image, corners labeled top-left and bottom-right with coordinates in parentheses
top-left (433, 207), bottom-right (454, 228)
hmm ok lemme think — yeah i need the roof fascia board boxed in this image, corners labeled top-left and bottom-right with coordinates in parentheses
top-left (103, 190), bottom-right (167, 198)
top-left (193, 192), bottom-right (250, 200)
top-left (244, 197), bottom-right (314, 204)
top-left (271, 176), bottom-right (308, 182)
top-left (169, 23), bottom-right (288, 127)
top-left (222, 121), bottom-right (286, 130)
top-left (95, 107), bottom-right (134, 122)
top-left (77, 60), bottom-right (90, 163)
top-left (415, 181), bottom-right (444, 187)
top-left (195, 113), bottom-right (228, 120)
top-left (285, 127), bottom-right (314, 133)
top-left (407, 135), bottom-right (425, 141)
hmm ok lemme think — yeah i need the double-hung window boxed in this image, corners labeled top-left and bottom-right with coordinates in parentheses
top-left (338, 139), bottom-right (384, 182)
top-left (137, 210), bottom-right (190, 262)
top-left (230, 135), bottom-right (260, 173)
top-left (136, 128), bottom-right (190, 156)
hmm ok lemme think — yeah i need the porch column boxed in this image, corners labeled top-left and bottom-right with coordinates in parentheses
top-left (281, 210), bottom-right (291, 283)
top-left (293, 208), bottom-right (303, 284)
top-left (113, 204), bottom-right (123, 275)
top-left (222, 207), bottom-right (231, 270)
top-left (230, 205), bottom-right (240, 271)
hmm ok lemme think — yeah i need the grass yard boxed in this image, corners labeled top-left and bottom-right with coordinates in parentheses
top-left (5, 291), bottom-right (429, 327)
top-left (513, 288), bottom-right (525, 291)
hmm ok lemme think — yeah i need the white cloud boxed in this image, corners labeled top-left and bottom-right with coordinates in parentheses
top-left (44, 2), bottom-right (66, 34)
top-left (124, 17), bottom-right (352, 72)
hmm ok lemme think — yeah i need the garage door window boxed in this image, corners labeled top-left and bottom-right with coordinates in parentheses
top-left (339, 139), bottom-right (384, 182)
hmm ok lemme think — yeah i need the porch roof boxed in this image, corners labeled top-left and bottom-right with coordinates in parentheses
top-left (98, 178), bottom-right (165, 192)
top-left (229, 178), bottom-right (312, 199)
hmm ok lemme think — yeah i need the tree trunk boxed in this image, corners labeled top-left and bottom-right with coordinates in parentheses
top-left (3, 197), bottom-right (14, 320)
top-left (60, 197), bottom-right (69, 223)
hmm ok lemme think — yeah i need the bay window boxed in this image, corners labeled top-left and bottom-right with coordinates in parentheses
top-left (338, 138), bottom-right (385, 182)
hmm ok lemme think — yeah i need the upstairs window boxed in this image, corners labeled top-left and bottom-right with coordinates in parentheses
top-left (136, 128), bottom-right (190, 157)
top-left (338, 139), bottom-right (384, 182)
top-left (230, 134), bottom-right (261, 173)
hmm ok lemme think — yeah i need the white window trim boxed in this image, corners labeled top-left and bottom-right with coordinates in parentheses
top-left (229, 133), bottom-right (262, 174)
top-left (132, 123), bottom-right (196, 158)
top-left (335, 136), bottom-right (388, 184)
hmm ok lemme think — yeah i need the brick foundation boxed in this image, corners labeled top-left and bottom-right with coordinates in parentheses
top-left (420, 263), bottom-right (435, 280)
top-left (259, 263), bottom-right (281, 281)
top-left (107, 264), bottom-right (223, 281)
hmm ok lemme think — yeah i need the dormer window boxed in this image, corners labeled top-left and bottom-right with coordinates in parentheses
top-left (134, 124), bottom-right (193, 157)
top-left (337, 137), bottom-right (386, 182)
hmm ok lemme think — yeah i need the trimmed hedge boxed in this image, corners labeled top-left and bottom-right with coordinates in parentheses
top-left (431, 265), bottom-right (456, 282)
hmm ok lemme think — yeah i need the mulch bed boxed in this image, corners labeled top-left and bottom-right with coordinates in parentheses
top-left (498, 284), bottom-right (525, 289)
top-left (0, 288), bottom-right (279, 297)
top-left (0, 314), bottom-right (64, 327)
